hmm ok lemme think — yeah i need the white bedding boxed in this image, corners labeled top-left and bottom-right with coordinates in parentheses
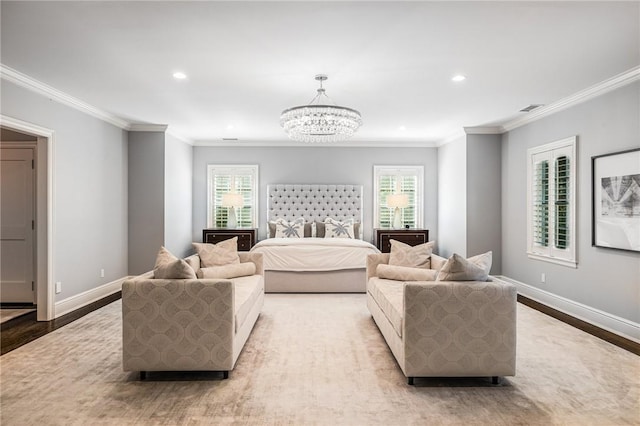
top-left (251, 238), bottom-right (380, 272)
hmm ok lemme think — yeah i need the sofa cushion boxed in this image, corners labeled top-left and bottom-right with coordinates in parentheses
top-left (193, 238), bottom-right (240, 267)
top-left (377, 264), bottom-right (438, 281)
top-left (153, 246), bottom-right (197, 279)
top-left (197, 262), bottom-right (256, 279)
top-left (389, 240), bottom-right (435, 269)
top-left (436, 251), bottom-right (492, 281)
top-left (233, 275), bottom-right (264, 333)
top-left (368, 278), bottom-right (404, 338)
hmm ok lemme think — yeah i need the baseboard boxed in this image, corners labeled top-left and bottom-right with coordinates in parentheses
top-left (493, 275), bottom-right (640, 346)
top-left (54, 276), bottom-right (132, 318)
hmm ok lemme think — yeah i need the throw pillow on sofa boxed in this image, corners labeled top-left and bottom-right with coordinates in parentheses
top-left (436, 251), bottom-right (492, 281)
top-left (153, 246), bottom-right (197, 279)
top-left (192, 238), bottom-right (240, 268)
top-left (389, 239), bottom-right (435, 269)
top-left (376, 264), bottom-right (438, 281)
top-left (197, 262), bottom-right (256, 279)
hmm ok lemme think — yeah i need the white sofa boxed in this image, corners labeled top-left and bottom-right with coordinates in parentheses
top-left (366, 253), bottom-right (517, 385)
top-left (122, 252), bottom-right (264, 379)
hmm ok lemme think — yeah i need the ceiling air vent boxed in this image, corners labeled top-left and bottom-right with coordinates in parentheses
top-left (222, 138), bottom-right (238, 141)
top-left (519, 104), bottom-right (544, 113)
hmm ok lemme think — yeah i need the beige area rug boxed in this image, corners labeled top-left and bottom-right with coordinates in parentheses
top-left (0, 308), bottom-right (35, 324)
top-left (0, 294), bottom-right (638, 425)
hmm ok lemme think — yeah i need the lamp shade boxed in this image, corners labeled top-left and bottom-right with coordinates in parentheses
top-left (221, 193), bottom-right (243, 208)
top-left (387, 193), bottom-right (409, 209)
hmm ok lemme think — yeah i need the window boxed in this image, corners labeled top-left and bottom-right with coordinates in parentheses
top-left (207, 165), bottom-right (258, 228)
top-left (374, 166), bottom-right (424, 228)
top-left (527, 136), bottom-right (577, 267)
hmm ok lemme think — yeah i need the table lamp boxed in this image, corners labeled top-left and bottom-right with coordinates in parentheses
top-left (387, 193), bottom-right (409, 229)
top-left (221, 193), bottom-right (243, 229)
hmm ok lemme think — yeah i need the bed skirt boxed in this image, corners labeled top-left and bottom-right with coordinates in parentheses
top-left (264, 269), bottom-right (366, 293)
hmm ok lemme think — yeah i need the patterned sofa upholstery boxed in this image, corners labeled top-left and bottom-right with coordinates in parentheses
top-left (366, 253), bottom-right (517, 385)
top-left (122, 252), bottom-right (264, 379)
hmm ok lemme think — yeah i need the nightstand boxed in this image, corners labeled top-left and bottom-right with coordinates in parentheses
top-left (374, 229), bottom-right (430, 253)
top-left (202, 228), bottom-right (257, 251)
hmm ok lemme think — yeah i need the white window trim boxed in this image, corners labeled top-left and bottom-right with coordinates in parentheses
top-left (526, 136), bottom-right (577, 268)
top-left (373, 165), bottom-right (424, 229)
top-left (207, 164), bottom-right (259, 228)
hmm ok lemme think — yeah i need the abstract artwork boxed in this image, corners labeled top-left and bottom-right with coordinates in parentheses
top-left (592, 148), bottom-right (640, 252)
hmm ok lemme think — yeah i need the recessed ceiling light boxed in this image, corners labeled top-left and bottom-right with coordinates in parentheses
top-left (173, 72), bottom-right (187, 80)
top-left (452, 75), bottom-right (466, 82)
top-left (398, 125), bottom-right (407, 131)
top-left (226, 124), bottom-right (235, 131)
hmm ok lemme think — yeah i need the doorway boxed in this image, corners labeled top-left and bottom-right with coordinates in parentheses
top-left (0, 118), bottom-right (53, 322)
top-left (0, 145), bottom-right (36, 304)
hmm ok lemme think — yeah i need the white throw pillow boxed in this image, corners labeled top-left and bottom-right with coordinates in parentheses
top-left (192, 238), bottom-right (240, 268)
top-left (389, 240), bottom-right (435, 269)
top-left (436, 251), bottom-right (492, 281)
top-left (324, 217), bottom-right (355, 239)
top-left (153, 246), bottom-right (197, 279)
top-left (274, 217), bottom-right (305, 238)
top-left (197, 262), bottom-right (256, 279)
top-left (376, 264), bottom-right (438, 281)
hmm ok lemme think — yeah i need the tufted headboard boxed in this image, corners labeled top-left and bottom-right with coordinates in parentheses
top-left (267, 184), bottom-right (363, 224)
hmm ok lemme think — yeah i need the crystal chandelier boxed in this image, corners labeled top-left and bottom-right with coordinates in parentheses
top-left (280, 74), bottom-right (362, 143)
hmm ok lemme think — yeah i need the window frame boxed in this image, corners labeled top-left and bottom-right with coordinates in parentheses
top-left (207, 164), bottom-right (259, 229)
top-left (526, 136), bottom-right (577, 268)
top-left (373, 165), bottom-right (424, 229)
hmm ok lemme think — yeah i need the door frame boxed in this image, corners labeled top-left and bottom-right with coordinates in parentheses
top-left (1, 114), bottom-right (55, 321)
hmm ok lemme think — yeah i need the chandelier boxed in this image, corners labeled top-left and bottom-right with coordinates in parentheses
top-left (280, 74), bottom-right (362, 143)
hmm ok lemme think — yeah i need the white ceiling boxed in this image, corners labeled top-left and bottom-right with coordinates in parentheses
top-left (1, 1), bottom-right (638, 146)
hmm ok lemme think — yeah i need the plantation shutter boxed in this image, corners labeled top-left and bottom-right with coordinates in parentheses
top-left (208, 166), bottom-right (258, 228)
top-left (374, 166), bottom-right (423, 229)
top-left (532, 154), bottom-right (550, 249)
top-left (527, 137), bottom-right (576, 267)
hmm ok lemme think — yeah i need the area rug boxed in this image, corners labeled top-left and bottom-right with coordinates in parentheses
top-left (0, 294), bottom-right (638, 425)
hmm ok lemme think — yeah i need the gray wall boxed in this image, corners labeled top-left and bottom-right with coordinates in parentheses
top-left (437, 134), bottom-right (502, 274)
top-left (501, 82), bottom-right (640, 323)
top-left (192, 146), bottom-right (438, 244)
top-left (128, 131), bottom-right (164, 275)
top-left (164, 134), bottom-right (193, 258)
top-left (1, 80), bottom-right (128, 300)
top-left (437, 136), bottom-right (467, 258)
top-left (467, 134), bottom-right (502, 273)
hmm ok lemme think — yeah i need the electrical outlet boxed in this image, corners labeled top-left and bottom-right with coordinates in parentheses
top-left (541, 273), bottom-right (546, 283)
top-left (55, 281), bottom-right (62, 294)
top-left (100, 269), bottom-right (105, 278)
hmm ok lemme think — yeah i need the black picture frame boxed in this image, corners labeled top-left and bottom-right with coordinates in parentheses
top-left (591, 147), bottom-right (640, 252)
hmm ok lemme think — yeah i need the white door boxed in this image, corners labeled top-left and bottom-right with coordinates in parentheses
top-left (1, 147), bottom-right (35, 303)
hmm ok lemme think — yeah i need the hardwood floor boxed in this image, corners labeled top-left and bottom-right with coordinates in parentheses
top-left (0, 292), bottom-right (121, 355)
top-left (517, 294), bottom-right (640, 356)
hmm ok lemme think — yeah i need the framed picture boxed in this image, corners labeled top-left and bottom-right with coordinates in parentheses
top-left (591, 147), bottom-right (640, 252)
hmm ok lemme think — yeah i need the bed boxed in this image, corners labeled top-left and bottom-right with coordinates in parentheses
top-left (250, 184), bottom-right (380, 293)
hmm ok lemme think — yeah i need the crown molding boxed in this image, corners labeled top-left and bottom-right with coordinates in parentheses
top-left (0, 64), bottom-right (131, 130)
top-left (192, 139), bottom-right (440, 148)
top-left (128, 124), bottom-right (168, 132)
top-left (463, 126), bottom-right (503, 135)
top-left (502, 66), bottom-right (640, 132)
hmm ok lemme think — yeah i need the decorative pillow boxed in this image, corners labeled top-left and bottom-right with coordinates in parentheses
top-left (436, 251), bottom-right (492, 281)
top-left (192, 238), bottom-right (240, 268)
top-left (376, 264), bottom-right (438, 281)
top-left (316, 220), bottom-right (361, 239)
top-left (274, 217), bottom-right (305, 238)
top-left (389, 240), bottom-right (435, 269)
top-left (269, 219), bottom-right (313, 238)
top-left (153, 246), bottom-right (197, 279)
top-left (324, 217), bottom-right (355, 239)
top-left (197, 262), bottom-right (256, 279)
